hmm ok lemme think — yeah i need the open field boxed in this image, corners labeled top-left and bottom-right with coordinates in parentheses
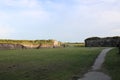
top-left (0, 47), bottom-right (103, 80)
top-left (103, 48), bottom-right (120, 80)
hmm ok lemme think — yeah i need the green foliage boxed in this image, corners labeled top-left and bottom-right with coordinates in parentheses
top-left (0, 39), bottom-right (57, 45)
top-left (0, 47), bottom-right (103, 80)
top-left (34, 39), bottom-right (55, 44)
top-left (64, 43), bottom-right (85, 47)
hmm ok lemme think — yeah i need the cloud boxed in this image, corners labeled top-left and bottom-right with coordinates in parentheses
top-left (0, 0), bottom-right (51, 22)
top-left (68, 0), bottom-right (120, 26)
top-left (112, 28), bottom-right (120, 33)
top-left (54, 0), bottom-right (120, 41)
top-left (3, 0), bottom-right (40, 8)
top-left (98, 11), bottom-right (120, 23)
top-left (0, 25), bottom-right (15, 39)
top-left (20, 10), bottom-right (50, 19)
top-left (75, 0), bottom-right (119, 4)
top-left (45, 1), bottom-right (66, 11)
top-left (0, 12), bottom-right (9, 19)
top-left (0, 0), bottom-right (120, 41)
top-left (101, 0), bottom-right (119, 3)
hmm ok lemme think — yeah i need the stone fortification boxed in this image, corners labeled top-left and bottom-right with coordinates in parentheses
top-left (0, 40), bottom-right (61, 49)
top-left (85, 36), bottom-right (120, 47)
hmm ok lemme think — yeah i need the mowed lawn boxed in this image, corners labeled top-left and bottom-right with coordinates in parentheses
top-left (103, 48), bottom-right (120, 80)
top-left (0, 47), bottom-right (103, 80)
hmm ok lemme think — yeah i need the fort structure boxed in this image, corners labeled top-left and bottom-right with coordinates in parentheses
top-left (85, 36), bottom-right (120, 47)
top-left (0, 40), bottom-right (61, 49)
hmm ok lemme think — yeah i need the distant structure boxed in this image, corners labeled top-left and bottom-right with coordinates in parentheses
top-left (53, 40), bottom-right (61, 47)
top-left (117, 42), bottom-right (120, 54)
top-left (0, 40), bottom-right (61, 49)
top-left (85, 36), bottom-right (120, 47)
top-left (0, 43), bottom-right (24, 49)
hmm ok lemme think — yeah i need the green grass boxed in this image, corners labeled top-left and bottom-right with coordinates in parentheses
top-left (103, 48), bottom-right (120, 80)
top-left (0, 47), bottom-right (103, 80)
top-left (64, 43), bottom-right (85, 47)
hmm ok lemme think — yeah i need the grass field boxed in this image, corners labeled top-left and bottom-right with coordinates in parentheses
top-left (0, 47), bottom-right (103, 80)
top-left (103, 48), bottom-right (120, 80)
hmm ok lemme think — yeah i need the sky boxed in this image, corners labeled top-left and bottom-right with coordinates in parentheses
top-left (0, 0), bottom-right (120, 42)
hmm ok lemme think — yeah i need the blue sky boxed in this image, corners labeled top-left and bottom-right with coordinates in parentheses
top-left (0, 0), bottom-right (120, 42)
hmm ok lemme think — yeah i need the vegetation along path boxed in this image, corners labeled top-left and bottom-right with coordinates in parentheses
top-left (78, 48), bottom-right (113, 80)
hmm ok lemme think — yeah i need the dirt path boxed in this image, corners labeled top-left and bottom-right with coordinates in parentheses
top-left (78, 48), bottom-right (113, 80)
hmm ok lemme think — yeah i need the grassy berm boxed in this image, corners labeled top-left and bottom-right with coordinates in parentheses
top-left (103, 48), bottom-right (120, 80)
top-left (0, 47), bottom-right (103, 80)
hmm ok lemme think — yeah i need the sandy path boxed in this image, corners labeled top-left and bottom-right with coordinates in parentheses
top-left (78, 48), bottom-right (113, 80)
